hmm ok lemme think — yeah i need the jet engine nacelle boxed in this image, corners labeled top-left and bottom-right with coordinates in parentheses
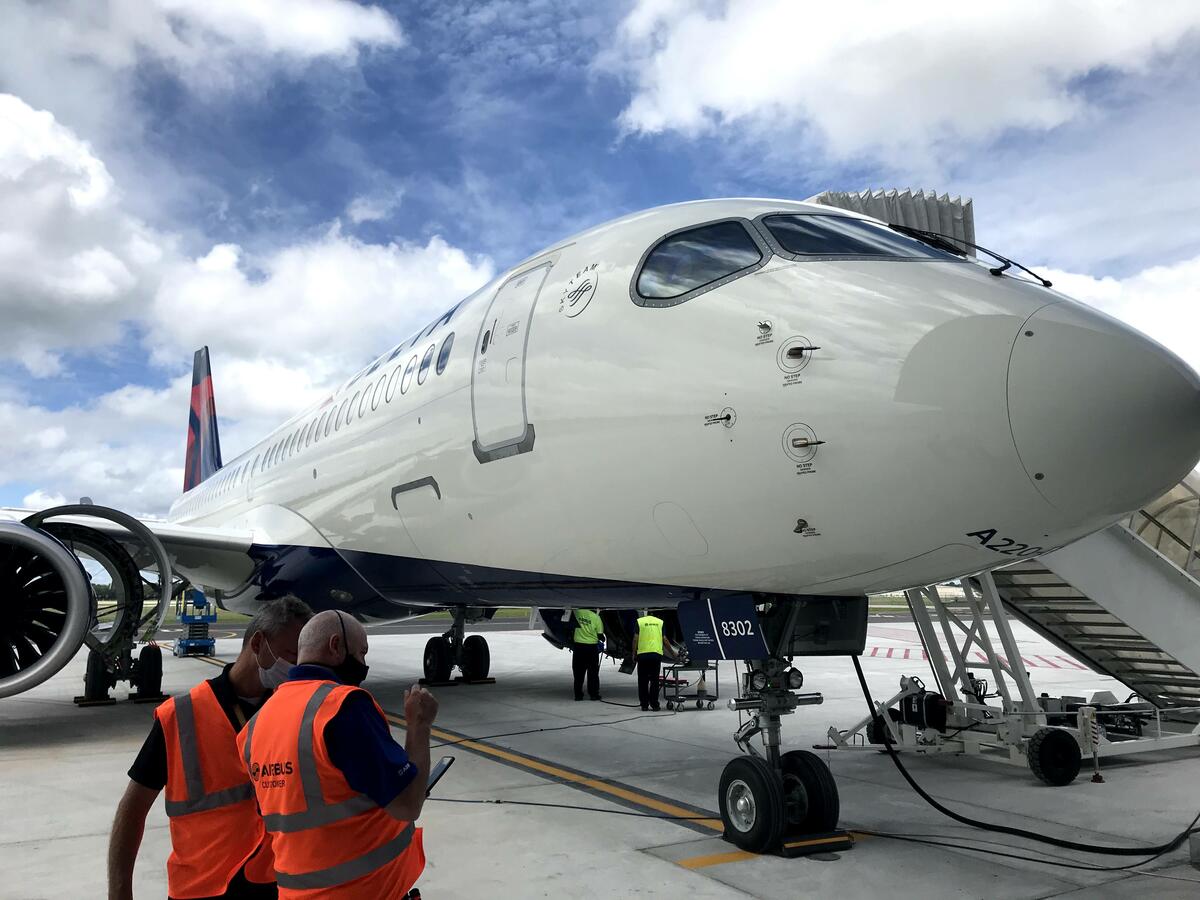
top-left (0, 521), bottom-right (93, 699)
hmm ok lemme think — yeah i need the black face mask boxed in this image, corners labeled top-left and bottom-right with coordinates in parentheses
top-left (333, 612), bottom-right (369, 686)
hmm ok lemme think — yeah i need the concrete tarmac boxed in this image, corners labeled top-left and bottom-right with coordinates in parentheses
top-left (2, 620), bottom-right (1199, 898)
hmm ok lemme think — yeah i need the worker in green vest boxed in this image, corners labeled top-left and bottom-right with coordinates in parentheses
top-left (634, 611), bottom-right (666, 711)
top-left (572, 609), bottom-right (605, 701)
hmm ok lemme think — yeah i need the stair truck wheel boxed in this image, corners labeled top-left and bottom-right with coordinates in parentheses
top-left (1028, 727), bottom-right (1082, 786)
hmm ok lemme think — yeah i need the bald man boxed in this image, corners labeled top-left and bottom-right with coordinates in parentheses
top-left (237, 611), bottom-right (437, 898)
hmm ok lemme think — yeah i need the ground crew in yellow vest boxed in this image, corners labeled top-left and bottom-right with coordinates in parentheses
top-left (237, 609), bottom-right (438, 899)
top-left (108, 595), bottom-right (314, 900)
top-left (571, 608), bottom-right (605, 701)
top-left (634, 611), bottom-right (666, 711)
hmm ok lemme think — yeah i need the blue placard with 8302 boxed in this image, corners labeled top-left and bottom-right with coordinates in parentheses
top-left (677, 595), bottom-right (768, 661)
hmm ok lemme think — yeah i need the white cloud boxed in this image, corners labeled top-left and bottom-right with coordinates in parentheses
top-left (609, 1), bottom-right (1200, 165)
top-left (3, 0), bottom-right (402, 87)
top-left (1044, 255), bottom-right (1200, 377)
top-left (346, 190), bottom-right (403, 225)
top-left (0, 1), bottom-right (403, 185)
top-left (21, 489), bottom-right (67, 510)
top-left (1, 385), bottom-right (186, 517)
top-left (150, 225), bottom-right (493, 377)
top-left (0, 94), bottom-right (495, 515)
top-left (0, 94), bottom-right (168, 376)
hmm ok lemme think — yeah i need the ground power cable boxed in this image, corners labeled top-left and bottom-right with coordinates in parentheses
top-left (851, 655), bottom-right (1200, 859)
top-left (853, 829), bottom-right (1199, 874)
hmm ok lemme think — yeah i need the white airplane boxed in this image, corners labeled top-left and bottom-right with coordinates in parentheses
top-left (4, 197), bottom-right (1199, 850)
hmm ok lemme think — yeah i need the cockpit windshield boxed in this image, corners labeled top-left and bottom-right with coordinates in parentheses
top-left (636, 220), bottom-right (763, 302)
top-left (762, 214), bottom-right (963, 261)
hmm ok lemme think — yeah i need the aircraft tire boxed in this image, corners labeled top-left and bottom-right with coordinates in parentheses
top-left (424, 637), bottom-right (452, 683)
top-left (1028, 727), bottom-right (1081, 786)
top-left (83, 649), bottom-right (113, 702)
top-left (134, 644), bottom-right (163, 697)
top-left (460, 635), bottom-right (490, 681)
top-left (780, 749), bottom-right (840, 834)
top-left (718, 755), bottom-right (784, 853)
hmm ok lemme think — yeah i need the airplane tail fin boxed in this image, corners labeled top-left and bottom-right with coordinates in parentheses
top-left (184, 346), bottom-right (223, 492)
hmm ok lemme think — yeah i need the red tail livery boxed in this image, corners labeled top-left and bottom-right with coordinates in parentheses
top-left (184, 346), bottom-right (223, 492)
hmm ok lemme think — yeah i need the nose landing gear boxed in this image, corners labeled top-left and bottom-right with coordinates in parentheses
top-left (422, 607), bottom-right (495, 685)
top-left (716, 596), bottom-right (864, 856)
top-left (722, 657), bottom-right (838, 853)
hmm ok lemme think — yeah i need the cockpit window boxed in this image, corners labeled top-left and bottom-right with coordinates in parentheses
top-left (761, 214), bottom-right (962, 261)
top-left (634, 220), bottom-right (764, 306)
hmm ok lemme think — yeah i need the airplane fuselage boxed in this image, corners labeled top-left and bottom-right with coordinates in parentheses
top-left (165, 199), bottom-right (1200, 619)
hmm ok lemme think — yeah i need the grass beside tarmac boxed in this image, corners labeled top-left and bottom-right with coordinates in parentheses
top-left (214, 601), bottom-right (908, 623)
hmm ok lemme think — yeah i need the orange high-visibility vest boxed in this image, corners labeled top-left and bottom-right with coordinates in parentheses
top-left (156, 681), bottom-right (274, 899)
top-left (237, 680), bottom-right (425, 899)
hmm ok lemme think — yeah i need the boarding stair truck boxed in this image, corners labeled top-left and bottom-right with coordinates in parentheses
top-left (831, 473), bottom-right (1200, 784)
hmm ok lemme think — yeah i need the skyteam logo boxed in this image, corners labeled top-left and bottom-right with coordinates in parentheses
top-left (560, 263), bottom-right (599, 318)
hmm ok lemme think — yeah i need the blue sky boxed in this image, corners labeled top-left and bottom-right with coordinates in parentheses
top-left (1, 1), bottom-right (1198, 513)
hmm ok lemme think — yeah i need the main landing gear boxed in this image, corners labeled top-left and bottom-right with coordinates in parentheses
top-left (422, 607), bottom-right (494, 685)
top-left (718, 599), bottom-right (859, 855)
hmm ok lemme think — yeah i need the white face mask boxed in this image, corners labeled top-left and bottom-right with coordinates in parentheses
top-left (257, 639), bottom-right (291, 690)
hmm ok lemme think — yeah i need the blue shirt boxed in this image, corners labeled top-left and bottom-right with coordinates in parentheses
top-left (288, 664), bottom-right (417, 808)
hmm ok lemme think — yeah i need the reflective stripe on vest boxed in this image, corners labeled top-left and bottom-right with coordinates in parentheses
top-left (242, 682), bottom-right (416, 888)
top-left (637, 616), bottom-right (664, 656)
top-left (275, 823), bottom-right (416, 890)
top-left (242, 684), bottom-right (375, 833)
top-left (164, 691), bottom-right (255, 817)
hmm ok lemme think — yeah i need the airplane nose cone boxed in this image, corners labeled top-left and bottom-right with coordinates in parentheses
top-left (1008, 301), bottom-right (1200, 520)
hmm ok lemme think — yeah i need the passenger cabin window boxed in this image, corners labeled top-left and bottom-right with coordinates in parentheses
top-left (635, 220), bottom-right (762, 304)
top-left (371, 374), bottom-right (385, 410)
top-left (386, 364), bottom-right (401, 402)
top-left (761, 214), bottom-right (962, 260)
top-left (418, 345), bottom-right (435, 384)
top-left (401, 356), bottom-right (417, 394)
top-left (436, 333), bottom-right (454, 375)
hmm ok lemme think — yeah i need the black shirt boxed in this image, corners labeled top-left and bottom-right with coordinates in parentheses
top-left (128, 664), bottom-right (266, 791)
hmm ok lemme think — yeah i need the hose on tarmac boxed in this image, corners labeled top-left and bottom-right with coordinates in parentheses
top-left (851, 655), bottom-right (1200, 858)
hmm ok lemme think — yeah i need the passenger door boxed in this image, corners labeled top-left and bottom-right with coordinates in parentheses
top-left (471, 261), bottom-right (552, 462)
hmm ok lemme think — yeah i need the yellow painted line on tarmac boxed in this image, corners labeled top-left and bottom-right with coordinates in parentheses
top-left (677, 849), bottom-right (758, 869)
top-left (384, 711), bottom-right (724, 832)
top-left (677, 834), bottom-right (854, 869)
top-left (783, 834), bottom-right (853, 850)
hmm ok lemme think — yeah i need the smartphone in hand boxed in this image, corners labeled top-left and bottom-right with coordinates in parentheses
top-left (426, 755), bottom-right (455, 796)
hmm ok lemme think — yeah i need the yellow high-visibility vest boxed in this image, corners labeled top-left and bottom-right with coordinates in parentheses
top-left (573, 610), bottom-right (603, 645)
top-left (636, 615), bottom-right (664, 656)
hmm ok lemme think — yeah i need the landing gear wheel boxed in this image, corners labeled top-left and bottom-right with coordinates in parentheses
top-left (718, 755), bottom-right (785, 853)
top-left (1028, 727), bottom-right (1081, 786)
top-left (423, 637), bottom-right (452, 682)
top-left (780, 750), bottom-right (840, 834)
top-left (460, 635), bottom-right (490, 681)
top-left (83, 649), bottom-right (113, 702)
top-left (133, 645), bottom-right (163, 697)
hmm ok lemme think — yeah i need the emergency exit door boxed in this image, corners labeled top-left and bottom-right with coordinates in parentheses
top-left (471, 261), bottom-right (552, 462)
